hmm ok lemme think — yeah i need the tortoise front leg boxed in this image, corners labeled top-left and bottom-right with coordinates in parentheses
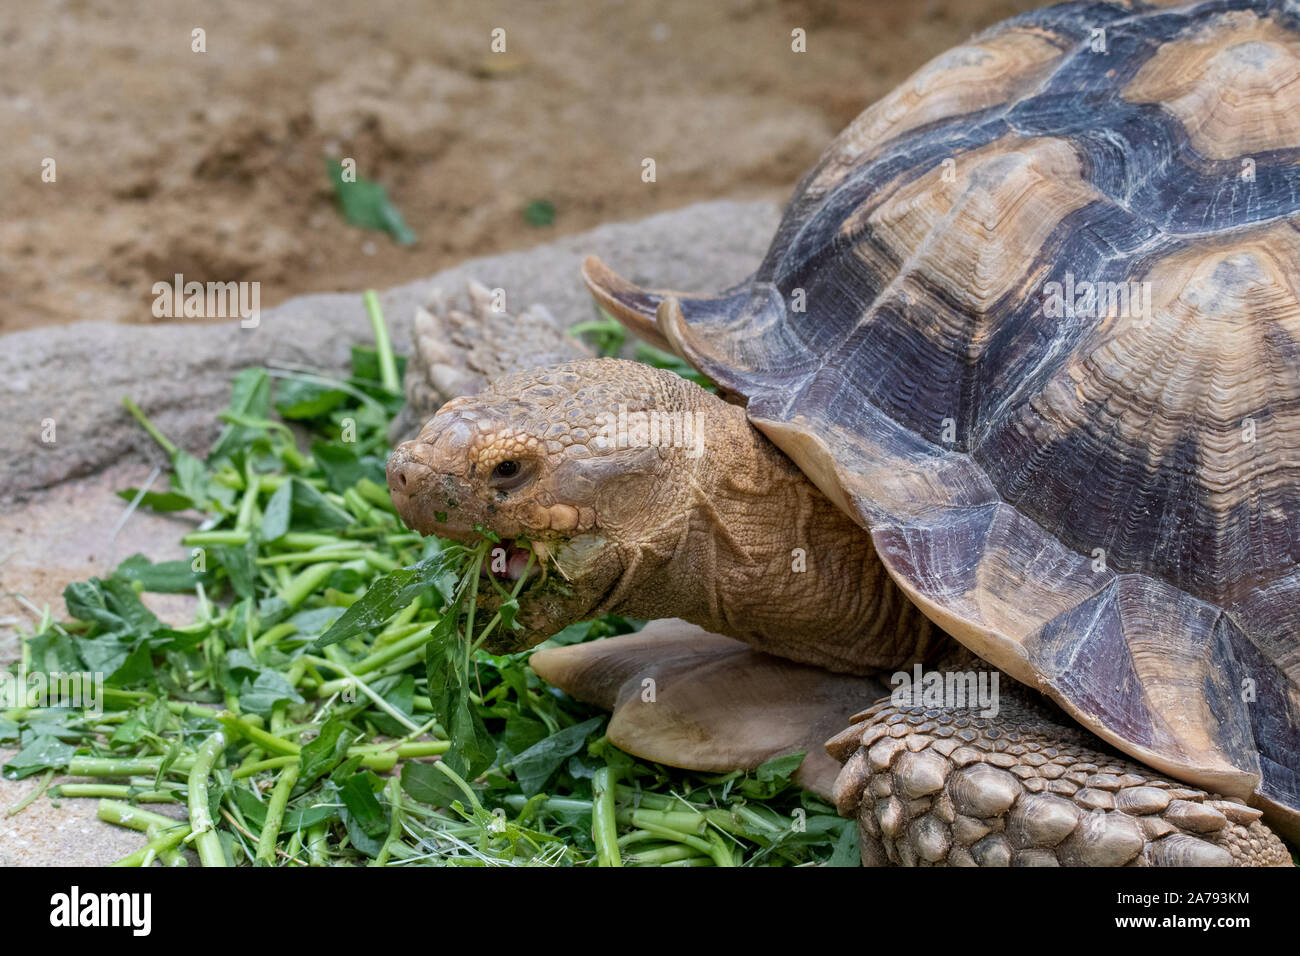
top-left (826, 690), bottom-right (1290, 867)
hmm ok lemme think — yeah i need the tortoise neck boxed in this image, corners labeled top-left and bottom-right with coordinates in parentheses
top-left (609, 392), bottom-right (937, 673)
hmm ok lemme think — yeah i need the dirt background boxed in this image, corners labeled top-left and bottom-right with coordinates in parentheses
top-left (2, 0), bottom-right (1041, 334)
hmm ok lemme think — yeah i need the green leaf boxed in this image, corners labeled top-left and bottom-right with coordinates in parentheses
top-left (297, 718), bottom-right (353, 792)
top-left (312, 442), bottom-right (386, 495)
top-left (212, 544), bottom-right (257, 599)
top-left (422, 614), bottom-right (461, 723)
top-left (233, 786), bottom-right (336, 832)
top-left (327, 159), bottom-right (416, 245)
top-left (523, 199), bottom-right (555, 227)
top-left (26, 629), bottom-right (85, 675)
top-left (350, 346), bottom-right (408, 388)
top-left (115, 488), bottom-right (195, 512)
top-left (275, 378), bottom-right (349, 419)
top-left (103, 638), bottom-right (156, 687)
top-left (827, 820), bottom-right (861, 867)
top-left (172, 450), bottom-right (213, 512)
top-left (3, 734), bottom-right (75, 779)
top-left (446, 698), bottom-right (497, 782)
top-left (110, 717), bottom-right (147, 746)
top-left (511, 717), bottom-right (603, 797)
top-left (400, 761), bottom-right (462, 808)
top-left (287, 606), bottom-right (345, 639)
top-left (339, 772), bottom-right (390, 855)
top-left (63, 577), bottom-right (160, 639)
top-left (312, 549), bottom-right (459, 649)
top-left (367, 674), bottom-right (415, 737)
top-left (0, 720), bottom-right (20, 744)
top-left (288, 478), bottom-right (352, 531)
top-left (208, 368), bottom-right (273, 462)
top-left (755, 750), bottom-right (804, 784)
top-left (224, 649), bottom-right (261, 680)
top-left (260, 480), bottom-right (293, 542)
top-left (114, 553), bottom-right (210, 593)
top-left (497, 597), bottom-right (522, 632)
top-left (237, 670), bottom-right (304, 717)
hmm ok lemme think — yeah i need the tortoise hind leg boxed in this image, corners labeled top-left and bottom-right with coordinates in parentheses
top-left (827, 690), bottom-right (1291, 867)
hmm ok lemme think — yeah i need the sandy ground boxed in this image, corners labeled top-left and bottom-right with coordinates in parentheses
top-left (2, 0), bottom-right (1040, 334)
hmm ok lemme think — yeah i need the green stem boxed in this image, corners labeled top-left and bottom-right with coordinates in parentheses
top-left (370, 776), bottom-right (404, 867)
top-left (304, 654), bottom-right (420, 733)
top-left (352, 623), bottom-right (437, 676)
top-left (632, 820), bottom-right (733, 867)
top-left (433, 761), bottom-right (483, 812)
top-left (235, 456), bottom-right (259, 532)
top-left (257, 550), bottom-right (372, 566)
top-left (307, 823), bottom-right (329, 866)
top-left (282, 562), bottom-right (341, 609)
top-left (6, 768), bottom-right (54, 816)
top-left (252, 620), bottom-right (298, 654)
top-left (218, 713), bottom-right (300, 756)
top-left (121, 396), bottom-right (178, 457)
top-left (97, 799), bottom-right (183, 833)
top-left (187, 731), bottom-right (228, 867)
top-left (54, 784), bottom-right (181, 802)
top-left (592, 765), bottom-right (622, 867)
top-left (625, 843), bottom-right (704, 865)
top-left (364, 290), bottom-right (401, 394)
top-left (147, 823), bottom-right (189, 867)
top-left (183, 530), bottom-right (251, 547)
top-left (232, 755), bottom-right (298, 779)
top-left (617, 808), bottom-right (707, 836)
top-left (109, 822), bottom-right (193, 867)
top-left (68, 756), bottom-right (195, 777)
top-left (255, 760), bottom-right (301, 865)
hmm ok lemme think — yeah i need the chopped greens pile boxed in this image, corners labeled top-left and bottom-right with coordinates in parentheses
top-left (2, 296), bottom-right (858, 867)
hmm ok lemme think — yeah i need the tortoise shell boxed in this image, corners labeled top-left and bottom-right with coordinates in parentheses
top-left (587, 0), bottom-right (1300, 830)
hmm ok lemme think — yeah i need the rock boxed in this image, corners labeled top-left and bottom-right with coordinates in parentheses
top-left (0, 200), bottom-right (780, 501)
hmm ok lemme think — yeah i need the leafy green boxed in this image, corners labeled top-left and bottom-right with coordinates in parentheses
top-left (512, 717), bottom-right (603, 796)
top-left (327, 158), bottom-right (416, 245)
top-left (4, 293), bottom-right (856, 868)
top-left (4, 734), bottom-right (76, 780)
top-left (523, 199), bottom-right (556, 227)
top-left (312, 544), bottom-right (461, 649)
top-left (114, 553), bottom-right (211, 593)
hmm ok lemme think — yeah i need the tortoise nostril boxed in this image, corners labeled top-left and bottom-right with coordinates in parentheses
top-left (388, 446), bottom-right (433, 498)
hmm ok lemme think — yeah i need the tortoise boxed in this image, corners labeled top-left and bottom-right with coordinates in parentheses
top-left (386, 0), bottom-right (1300, 866)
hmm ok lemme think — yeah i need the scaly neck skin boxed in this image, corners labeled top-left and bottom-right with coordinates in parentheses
top-left (604, 389), bottom-right (937, 674)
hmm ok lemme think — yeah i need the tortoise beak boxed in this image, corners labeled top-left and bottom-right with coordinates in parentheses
top-left (386, 419), bottom-right (478, 539)
top-left (387, 407), bottom-right (504, 541)
top-left (386, 441), bottom-right (436, 528)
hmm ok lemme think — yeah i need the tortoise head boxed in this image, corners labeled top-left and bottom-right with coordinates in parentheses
top-left (386, 358), bottom-right (708, 651)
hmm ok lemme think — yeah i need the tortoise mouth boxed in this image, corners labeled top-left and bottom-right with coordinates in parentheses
top-left (483, 541), bottom-right (540, 583)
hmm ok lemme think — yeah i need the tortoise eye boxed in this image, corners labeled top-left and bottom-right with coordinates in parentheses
top-left (488, 459), bottom-right (533, 492)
